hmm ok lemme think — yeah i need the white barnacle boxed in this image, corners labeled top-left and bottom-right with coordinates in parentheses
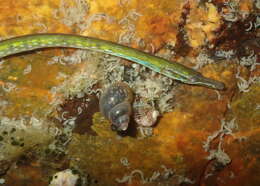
top-left (175, 175), bottom-right (195, 185)
top-left (63, 117), bottom-right (77, 128)
top-left (240, 52), bottom-right (259, 72)
top-left (49, 169), bottom-right (79, 186)
top-left (221, 12), bottom-right (238, 22)
top-left (235, 68), bottom-right (250, 92)
top-left (237, 78), bottom-right (250, 92)
top-left (0, 178), bottom-right (5, 184)
top-left (214, 90), bottom-right (222, 100)
top-left (76, 92), bottom-right (85, 98)
top-left (84, 13), bottom-right (114, 30)
top-left (203, 118), bottom-right (238, 170)
top-left (148, 171), bottom-right (160, 182)
top-left (118, 30), bottom-right (136, 44)
top-left (254, 15), bottom-right (260, 29)
top-left (116, 163), bottom-right (153, 183)
top-left (61, 111), bottom-right (69, 120)
top-left (30, 116), bottom-right (43, 129)
top-left (134, 104), bottom-right (159, 127)
top-left (56, 72), bottom-right (68, 80)
top-left (161, 165), bottom-right (174, 179)
top-left (1, 82), bottom-right (17, 92)
top-left (215, 49), bottom-right (235, 60)
top-left (206, 148), bottom-right (231, 166)
top-left (23, 64), bottom-right (32, 75)
top-left (120, 157), bottom-right (130, 167)
top-left (245, 21), bottom-right (253, 31)
top-left (55, 0), bottom-right (89, 31)
top-left (115, 175), bottom-right (132, 183)
top-left (255, 0), bottom-right (260, 9)
top-left (235, 68), bottom-right (260, 93)
top-left (193, 52), bottom-right (214, 69)
top-left (221, 1), bottom-right (239, 22)
top-left (77, 106), bottom-right (83, 115)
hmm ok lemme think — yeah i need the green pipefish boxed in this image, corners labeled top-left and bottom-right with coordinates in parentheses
top-left (0, 33), bottom-right (225, 90)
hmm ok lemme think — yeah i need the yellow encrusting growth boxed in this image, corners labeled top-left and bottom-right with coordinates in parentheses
top-left (185, 2), bottom-right (222, 48)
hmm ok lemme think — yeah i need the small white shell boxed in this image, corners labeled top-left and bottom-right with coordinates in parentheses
top-left (49, 169), bottom-right (79, 186)
top-left (134, 105), bottom-right (159, 127)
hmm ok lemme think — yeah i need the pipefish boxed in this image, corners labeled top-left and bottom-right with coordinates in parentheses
top-left (0, 34), bottom-right (225, 90)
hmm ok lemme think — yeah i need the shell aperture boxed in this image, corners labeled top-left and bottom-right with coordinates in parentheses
top-left (99, 82), bottom-right (133, 131)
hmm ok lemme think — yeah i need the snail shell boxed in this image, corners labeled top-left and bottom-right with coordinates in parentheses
top-left (134, 104), bottom-right (159, 127)
top-left (99, 82), bottom-right (133, 131)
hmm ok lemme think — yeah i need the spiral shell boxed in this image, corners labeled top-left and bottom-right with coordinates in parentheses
top-left (99, 82), bottom-right (133, 131)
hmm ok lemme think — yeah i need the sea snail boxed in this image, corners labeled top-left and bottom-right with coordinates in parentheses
top-left (99, 82), bottom-right (133, 131)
